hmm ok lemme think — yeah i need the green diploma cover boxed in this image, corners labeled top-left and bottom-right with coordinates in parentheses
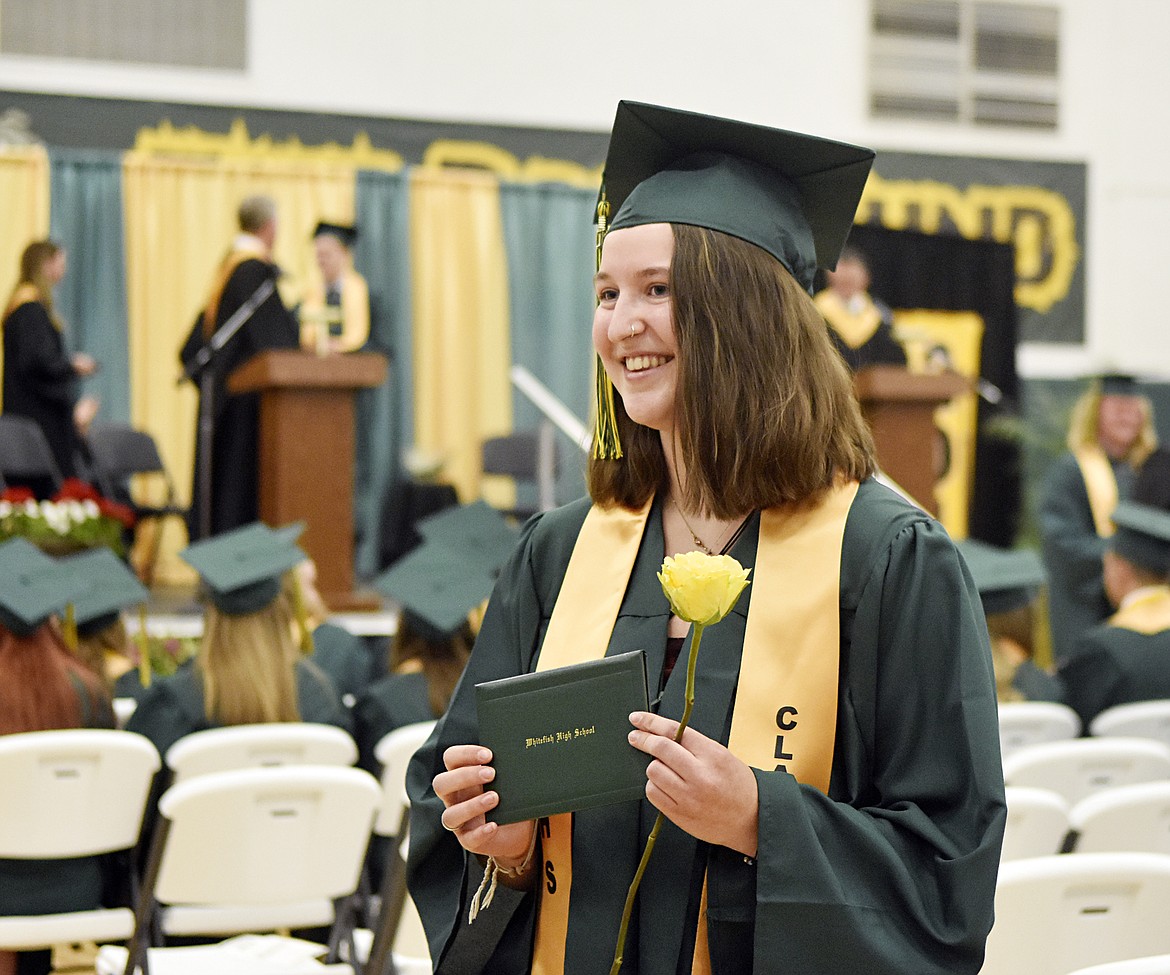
top-left (475, 650), bottom-right (651, 824)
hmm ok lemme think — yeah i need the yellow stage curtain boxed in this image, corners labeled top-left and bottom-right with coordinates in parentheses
top-left (0, 147), bottom-right (50, 400)
top-left (121, 154), bottom-right (355, 582)
top-left (409, 167), bottom-right (513, 506)
top-left (894, 309), bottom-right (985, 540)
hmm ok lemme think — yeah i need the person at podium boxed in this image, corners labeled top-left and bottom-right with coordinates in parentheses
top-left (179, 194), bottom-right (299, 540)
top-left (299, 221), bottom-right (371, 355)
top-left (813, 242), bottom-right (907, 371)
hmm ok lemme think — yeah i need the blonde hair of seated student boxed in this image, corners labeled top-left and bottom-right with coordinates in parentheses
top-left (200, 588), bottom-right (301, 725)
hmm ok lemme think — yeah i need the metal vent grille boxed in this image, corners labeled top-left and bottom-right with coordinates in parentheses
top-left (871, 0), bottom-right (1059, 129)
top-left (0, 0), bottom-right (247, 70)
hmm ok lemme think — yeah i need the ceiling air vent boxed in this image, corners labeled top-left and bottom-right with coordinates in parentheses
top-left (0, 0), bottom-right (247, 71)
top-left (871, 0), bottom-right (1059, 130)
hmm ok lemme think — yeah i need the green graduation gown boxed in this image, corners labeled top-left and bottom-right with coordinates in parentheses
top-left (124, 658), bottom-right (351, 758)
top-left (406, 478), bottom-right (1005, 974)
top-left (1039, 452), bottom-right (1135, 661)
top-left (1058, 610), bottom-right (1170, 730)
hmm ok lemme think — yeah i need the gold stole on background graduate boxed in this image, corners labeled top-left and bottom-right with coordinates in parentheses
top-left (1073, 445), bottom-right (1120, 538)
top-left (300, 268), bottom-right (370, 353)
top-left (1109, 586), bottom-right (1170, 635)
top-left (813, 290), bottom-right (882, 350)
top-left (530, 481), bottom-right (858, 975)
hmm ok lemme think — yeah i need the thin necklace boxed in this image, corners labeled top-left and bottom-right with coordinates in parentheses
top-left (670, 498), bottom-right (749, 556)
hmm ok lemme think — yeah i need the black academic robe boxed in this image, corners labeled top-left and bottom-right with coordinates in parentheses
top-left (124, 658), bottom-right (351, 759)
top-left (827, 318), bottom-right (907, 372)
top-left (1039, 452), bottom-right (1135, 661)
top-left (1058, 606), bottom-right (1170, 730)
top-left (0, 675), bottom-right (116, 917)
top-left (406, 478), bottom-right (1005, 975)
top-left (353, 672), bottom-right (434, 776)
top-left (1, 300), bottom-right (83, 482)
top-left (179, 257), bottom-right (298, 539)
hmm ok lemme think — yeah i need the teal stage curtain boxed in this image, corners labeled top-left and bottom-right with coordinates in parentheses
top-left (353, 169), bottom-right (412, 578)
top-left (498, 180), bottom-right (596, 510)
top-left (48, 149), bottom-right (130, 425)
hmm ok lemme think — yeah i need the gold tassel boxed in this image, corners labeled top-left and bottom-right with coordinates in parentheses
top-left (289, 568), bottom-right (314, 656)
top-left (63, 603), bottom-right (78, 653)
top-left (592, 192), bottom-right (623, 460)
top-left (137, 604), bottom-right (152, 688)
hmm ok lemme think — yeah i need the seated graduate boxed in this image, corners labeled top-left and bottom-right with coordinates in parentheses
top-left (0, 539), bottom-right (116, 975)
top-left (407, 102), bottom-right (1004, 975)
top-left (957, 539), bottom-right (1063, 703)
top-left (125, 522), bottom-right (350, 759)
top-left (62, 547), bottom-right (151, 697)
top-left (288, 556), bottom-right (373, 707)
top-left (1059, 498), bottom-right (1170, 730)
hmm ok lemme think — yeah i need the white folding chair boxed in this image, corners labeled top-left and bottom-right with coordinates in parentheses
top-left (1067, 955), bottom-right (1170, 975)
top-left (361, 721), bottom-right (436, 975)
top-left (105, 764), bottom-right (381, 975)
top-left (981, 852), bottom-right (1170, 975)
top-left (1001, 737), bottom-right (1170, 806)
top-left (1001, 786), bottom-right (1070, 861)
top-left (998, 700), bottom-right (1081, 759)
top-left (1091, 701), bottom-right (1170, 749)
top-left (1067, 781), bottom-right (1170, 854)
top-left (165, 723), bottom-right (358, 784)
top-left (0, 729), bottom-right (160, 953)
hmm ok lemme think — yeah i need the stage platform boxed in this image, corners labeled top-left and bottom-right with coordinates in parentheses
top-left (125, 584), bottom-right (400, 639)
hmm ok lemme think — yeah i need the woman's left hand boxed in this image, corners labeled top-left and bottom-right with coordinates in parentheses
top-left (628, 710), bottom-right (759, 857)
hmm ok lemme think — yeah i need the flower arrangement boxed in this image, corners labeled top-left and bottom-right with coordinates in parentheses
top-left (0, 479), bottom-right (135, 557)
top-left (610, 550), bottom-right (751, 975)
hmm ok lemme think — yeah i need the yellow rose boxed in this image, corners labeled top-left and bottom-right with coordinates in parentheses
top-left (657, 551), bottom-right (751, 626)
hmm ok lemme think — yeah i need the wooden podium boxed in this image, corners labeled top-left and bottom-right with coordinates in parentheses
top-left (229, 349), bottom-right (387, 609)
top-left (854, 366), bottom-right (967, 516)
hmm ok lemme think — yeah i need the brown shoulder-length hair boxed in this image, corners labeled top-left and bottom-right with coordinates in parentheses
top-left (390, 614), bottom-right (475, 717)
top-left (588, 224), bottom-right (876, 518)
top-left (0, 622), bottom-right (111, 734)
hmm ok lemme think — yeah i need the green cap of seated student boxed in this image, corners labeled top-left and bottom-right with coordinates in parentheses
top-left (61, 547), bottom-right (150, 637)
top-left (415, 499), bottom-right (519, 577)
top-left (0, 537), bottom-right (90, 637)
top-left (312, 221), bottom-right (358, 249)
top-left (599, 101), bottom-right (876, 293)
top-left (180, 521), bottom-right (307, 615)
top-left (371, 536), bottom-right (499, 643)
top-left (1095, 372), bottom-right (1140, 397)
top-left (1110, 501), bottom-right (1170, 577)
top-left (957, 539), bottom-right (1046, 616)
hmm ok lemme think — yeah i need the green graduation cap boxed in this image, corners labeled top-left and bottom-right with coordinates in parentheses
top-left (61, 547), bottom-right (150, 637)
top-left (313, 221), bottom-right (358, 248)
top-left (1110, 501), bottom-right (1170, 576)
top-left (600, 100), bottom-right (876, 293)
top-left (371, 540), bottom-right (497, 641)
top-left (0, 537), bottom-right (90, 637)
top-left (415, 500), bottom-right (519, 577)
top-left (1094, 372), bottom-right (1141, 396)
top-left (180, 521), bottom-right (307, 615)
top-left (956, 539), bottom-right (1046, 616)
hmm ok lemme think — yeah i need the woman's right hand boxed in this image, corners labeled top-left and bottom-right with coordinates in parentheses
top-left (433, 744), bottom-right (536, 868)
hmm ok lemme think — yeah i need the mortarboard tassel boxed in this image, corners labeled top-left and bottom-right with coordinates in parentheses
top-left (592, 192), bottom-right (623, 460)
top-left (62, 602), bottom-right (79, 653)
top-left (289, 568), bottom-right (314, 656)
top-left (136, 604), bottom-right (152, 688)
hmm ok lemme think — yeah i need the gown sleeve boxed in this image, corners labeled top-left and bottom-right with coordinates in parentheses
top-left (406, 512), bottom-right (555, 974)
top-left (728, 515), bottom-right (1005, 975)
top-left (1039, 457), bottom-right (1108, 607)
top-left (8, 303), bottom-right (79, 405)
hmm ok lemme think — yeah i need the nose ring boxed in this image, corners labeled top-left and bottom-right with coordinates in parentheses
top-left (629, 323), bottom-right (637, 339)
